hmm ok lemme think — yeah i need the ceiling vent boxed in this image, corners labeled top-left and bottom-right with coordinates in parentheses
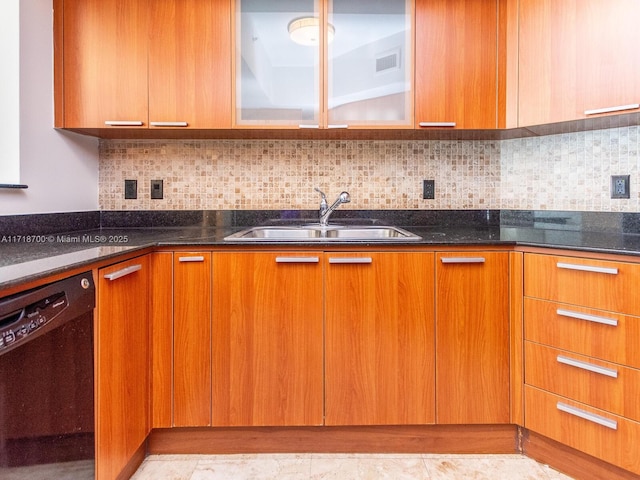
top-left (375, 49), bottom-right (400, 74)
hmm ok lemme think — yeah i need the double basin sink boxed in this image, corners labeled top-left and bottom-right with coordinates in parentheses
top-left (224, 223), bottom-right (422, 242)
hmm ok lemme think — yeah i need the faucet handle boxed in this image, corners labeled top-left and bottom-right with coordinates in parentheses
top-left (314, 188), bottom-right (328, 206)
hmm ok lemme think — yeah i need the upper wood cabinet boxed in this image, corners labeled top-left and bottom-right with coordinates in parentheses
top-left (96, 256), bottom-right (150, 480)
top-left (435, 252), bottom-right (510, 424)
top-left (234, 0), bottom-right (413, 128)
top-left (324, 252), bottom-right (435, 426)
top-left (518, 0), bottom-right (640, 126)
top-left (57, 0), bottom-right (231, 129)
top-left (415, 0), bottom-right (500, 129)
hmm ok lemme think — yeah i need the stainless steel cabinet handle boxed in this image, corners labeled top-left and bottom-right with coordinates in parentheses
top-left (178, 256), bottom-right (205, 262)
top-left (440, 257), bottom-right (486, 264)
top-left (329, 257), bottom-right (373, 264)
top-left (104, 121), bottom-right (144, 126)
top-left (557, 262), bottom-right (618, 275)
top-left (299, 124), bottom-right (320, 129)
top-left (557, 402), bottom-right (617, 430)
top-left (419, 122), bottom-right (456, 128)
top-left (275, 257), bottom-right (320, 264)
top-left (556, 308), bottom-right (618, 327)
top-left (104, 264), bottom-right (142, 281)
top-left (150, 121), bottom-right (188, 127)
top-left (327, 124), bottom-right (349, 129)
top-left (557, 355), bottom-right (618, 378)
top-left (584, 103), bottom-right (639, 116)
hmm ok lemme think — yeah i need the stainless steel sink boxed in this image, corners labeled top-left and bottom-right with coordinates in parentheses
top-left (224, 224), bottom-right (422, 242)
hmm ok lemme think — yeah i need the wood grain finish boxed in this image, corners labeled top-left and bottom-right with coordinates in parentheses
top-left (509, 251), bottom-right (524, 425)
top-left (62, 0), bottom-right (149, 128)
top-left (524, 254), bottom-right (640, 317)
top-left (150, 252), bottom-right (173, 428)
top-left (149, 0), bottom-right (231, 128)
top-left (518, 0), bottom-right (640, 126)
top-left (435, 252), bottom-right (510, 424)
top-left (525, 386), bottom-right (640, 475)
top-left (96, 256), bottom-right (150, 480)
top-left (415, 0), bottom-right (499, 129)
top-left (212, 252), bottom-right (324, 426)
top-left (325, 252), bottom-right (435, 426)
top-left (525, 342), bottom-right (640, 422)
top-left (524, 298), bottom-right (640, 370)
top-left (173, 252), bottom-right (211, 427)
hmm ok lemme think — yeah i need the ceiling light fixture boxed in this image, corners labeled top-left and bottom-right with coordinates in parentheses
top-left (288, 16), bottom-right (335, 46)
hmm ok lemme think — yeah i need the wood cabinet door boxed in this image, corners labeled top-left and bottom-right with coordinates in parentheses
top-left (62, 0), bottom-right (149, 128)
top-left (415, 0), bottom-right (498, 129)
top-left (518, 0), bottom-right (640, 126)
top-left (173, 252), bottom-right (212, 427)
top-left (435, 252), bottom-right (510, 424)
top-left (325, 252), bottom-right (435, 426)
top-left (149, 0), bottom-right (232, 128)
top-left (96, 256), bottom-right (150, 480)
top-left (212, 252), bottom-right (324, 426)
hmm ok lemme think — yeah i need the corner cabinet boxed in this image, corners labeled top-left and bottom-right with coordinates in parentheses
top-left (56, 0), bottom-right (231, 129)
top-left (211, 252), bottom-right (324, 426)
top-left (324, 252), bottom-right (435, 425)
top-left (234, 0), bottom-right (414, 128)
top-left (435, 252), bottom-right (510, 424)
top-left (96, 256), bottom-right (150, 480)
top-left (415, 0), bottom-right (500, 130)
top-left (518, 0), bottom-right (640, 126)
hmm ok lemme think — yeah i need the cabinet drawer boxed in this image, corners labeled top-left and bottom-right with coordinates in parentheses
top-left (524, 254), bottom-right (640, 316)
top-left (524, 298), bottom-right (640, 369)
top-left (525, 386), bottom-right (640, 475)
top-left (525, 342), bottom-right (640, 422)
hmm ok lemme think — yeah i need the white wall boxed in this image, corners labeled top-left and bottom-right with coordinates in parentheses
top-left (0, 0), bottom-right (99, 215)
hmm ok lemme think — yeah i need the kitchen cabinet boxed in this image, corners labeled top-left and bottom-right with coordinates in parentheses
top-left (212, 252), bottom-right (323, 426)
top-left (435, 252), bottom-right (510, 424)
top-left (234, 0), bottom-right (413, 128)
top-left (324, 252), bottom-right (435, 425)
top-left (173, 252), bottom-right (212, 427)
top-left (96, 256), bottom-right (150, 480)
top-left (415, 0), bottom-right (499, 129)
top-left (523, 252), bottom-right (640, 475)
top-left (518, 0), bottom-right (640, 126)
top-left (57, 0), bottom-right (231, 129)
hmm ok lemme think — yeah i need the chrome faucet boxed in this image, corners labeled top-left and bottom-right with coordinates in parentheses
top-left (315, 188), bottom-right (351, 226)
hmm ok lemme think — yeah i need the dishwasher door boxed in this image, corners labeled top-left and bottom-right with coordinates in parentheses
top-left (0, 272), bottom-right (95, 479)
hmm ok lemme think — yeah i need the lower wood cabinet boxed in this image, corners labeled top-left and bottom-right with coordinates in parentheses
top-left (96, 255), bottom-right (150, 480)
top-left (212, 252), bottom-right (324, 426)
top-left (324, 252), bottom-right (436, 426)
top-left (435, 252), bottom-right (510, 424)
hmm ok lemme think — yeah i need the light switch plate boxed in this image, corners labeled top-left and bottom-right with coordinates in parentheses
top-left (151, 180), bottom-right (163, 199)
top-left (124, 179), bottom-right (137, 199)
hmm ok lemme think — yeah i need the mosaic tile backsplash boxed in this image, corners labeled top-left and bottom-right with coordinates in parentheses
top-left (99, 126), bottom-right (640, 212)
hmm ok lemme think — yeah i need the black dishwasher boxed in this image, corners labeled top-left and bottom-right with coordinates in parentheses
top-left (0, 272), bottom-right (95, 479)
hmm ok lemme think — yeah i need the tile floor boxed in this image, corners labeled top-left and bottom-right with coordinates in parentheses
top-left (130, 454), bottom-right (575, 479)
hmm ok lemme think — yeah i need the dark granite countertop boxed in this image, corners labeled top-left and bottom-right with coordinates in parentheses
top-left (2, 209), bottom-right (640, 291)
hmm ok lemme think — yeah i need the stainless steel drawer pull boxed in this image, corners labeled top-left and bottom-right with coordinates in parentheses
top-left (299, 124), bottom-right (320, 129)
top-left (327, 124), bottom-right (349, 129)
top-left (556, 308), bottom-right (618, 327)
top-left (440, 257), bottom-right (486, 264)
top-left (104, 264), bottom-right (142, 281)
top-left (557, 355), bottom-right (618, 378)
top-left (329, 257), bottom-right (373, 264)
top-left (419, 122), bottom-right (456, 128)
top-left (584, 103), bottom-right (640, 116)
top-left (557, 262), bottom-right (618, 275)
top-left (104, 121), bottom-right (144, 126)
top-left (275, 257), bottom-right (320, 264)
top-left (150, 121), bottom-right (188, 127)
top-left (557, 402), bottom-right (618, 430)
top-left (178, 256), bottom-right (205, 262)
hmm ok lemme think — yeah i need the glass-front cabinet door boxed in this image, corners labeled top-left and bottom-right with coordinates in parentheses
top-left (234, 0), bottom-right (413, 128)
top-left (327, 0), bottom-right (413, 128)
top-left (235, 0), bottom-right (321, 127)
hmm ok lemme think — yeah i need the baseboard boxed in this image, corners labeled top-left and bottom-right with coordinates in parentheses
top-left (147, 424), bottom-right (518, 455)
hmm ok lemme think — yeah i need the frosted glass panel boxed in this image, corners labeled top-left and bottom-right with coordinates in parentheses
top-left (0, 0), bottom-right (20, 184)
